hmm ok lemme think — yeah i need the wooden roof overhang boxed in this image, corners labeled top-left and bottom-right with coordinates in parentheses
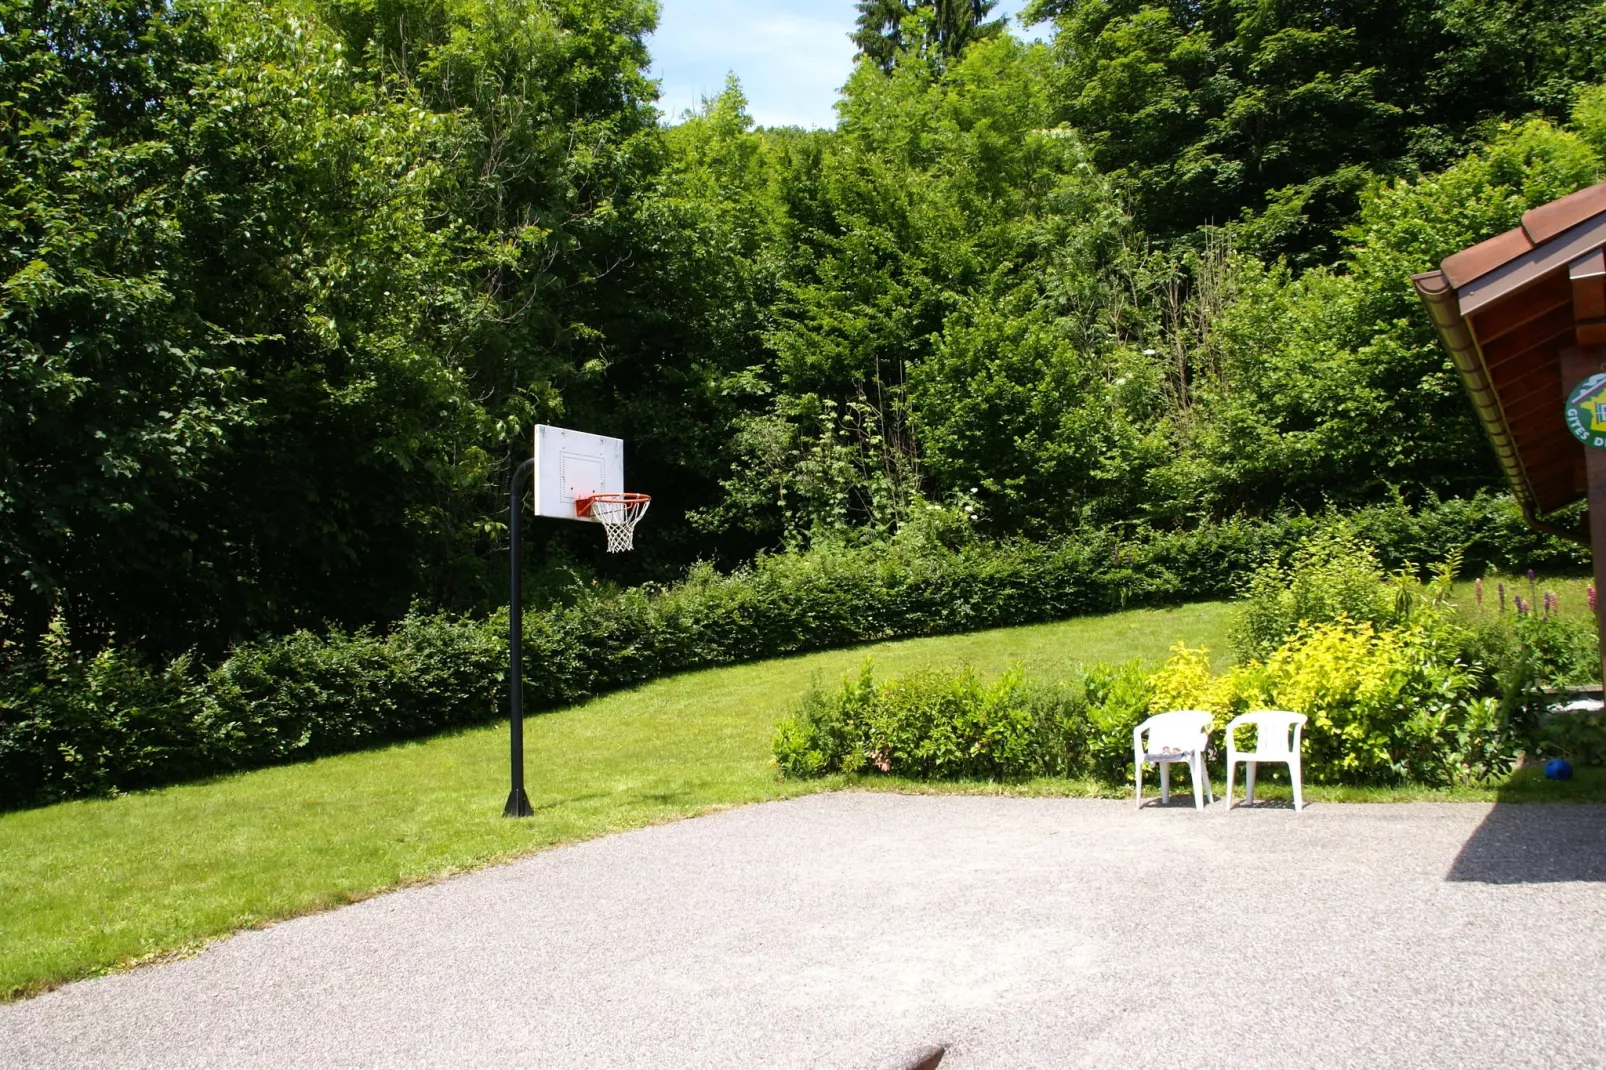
top-left (1413, 181), bottom-right (1606, 541)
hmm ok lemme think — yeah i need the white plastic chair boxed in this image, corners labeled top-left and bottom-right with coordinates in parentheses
top-left (1224, 710), bottom-right (1307, 812)
top-left (1133, 710), bottom-right (1215, 810)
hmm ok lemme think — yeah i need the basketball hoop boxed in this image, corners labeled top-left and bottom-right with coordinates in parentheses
top-left (576, 492), bottom-right (651, 553)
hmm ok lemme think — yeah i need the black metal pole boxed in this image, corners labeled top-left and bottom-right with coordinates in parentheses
top-left (503, 456), bottom-right (536, 818)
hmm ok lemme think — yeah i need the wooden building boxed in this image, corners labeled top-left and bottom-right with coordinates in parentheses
top-left (1413, 180), bottom-right (1606, 679)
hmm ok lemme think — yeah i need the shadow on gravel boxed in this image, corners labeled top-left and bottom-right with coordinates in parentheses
top-left (1446, 804), bottom-right (1606, 883)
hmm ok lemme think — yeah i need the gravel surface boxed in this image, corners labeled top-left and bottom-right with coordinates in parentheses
top-left (4, 794), bottom-right (1605, 1069)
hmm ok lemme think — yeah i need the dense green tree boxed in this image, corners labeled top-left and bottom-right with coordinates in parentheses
top-left (0, 0), bottom-right (673, 653)
top-left (706, 37), bottom-right (1151, 538)
top-left (1022, 0), bottom-right (1606, 263)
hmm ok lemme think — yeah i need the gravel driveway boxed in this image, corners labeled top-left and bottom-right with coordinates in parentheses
top-left (4, 793), bottom-right (1604, 1069)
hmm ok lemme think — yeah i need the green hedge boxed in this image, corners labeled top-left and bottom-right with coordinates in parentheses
top-left (0, 493), bottom-right (1587, 809)
top-left (0, 614), bottom-right (503, 808)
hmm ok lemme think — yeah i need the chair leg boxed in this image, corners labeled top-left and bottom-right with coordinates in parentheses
top-left (1246, 761), bottom-right (1257, 805)
top-left (1160, 762), bottom-right (1171, 803)
top-left (1134, 758), bottom-right (1143, 810)
top-left (1290, 759), bottom-right (1303, 813)
top-left (1225, 757), bottom-right (1236, 811)
top-left (1203, 754), bottom-right (1214, 804)
top-left (1190, 755), bottom-right (1204, 810)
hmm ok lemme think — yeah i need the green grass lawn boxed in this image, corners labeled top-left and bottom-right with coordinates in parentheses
top-left (2, 596), bottom-right (1601, 1001)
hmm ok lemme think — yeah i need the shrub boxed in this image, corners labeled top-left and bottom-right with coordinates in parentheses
top-left (201, 612), bottom-right (506, 768)
top-left (1079, 660), bottom-right (1154, 783)
top-left (772, 658), bottom-right (1184, 785)
top-left (0, 613), bottom-right (215, 806)
top-left (1537, 707), bottom-right (1606, 766)
top-left (1228, 520), bottom-right (1475, 663)
top-left (0, 610), bottom-right (503, 809)
top-left (780, 623), bottom-right (1522, 789)
top-left (1230, 526), bottom-right (1392, 660)
top-left (773, 661), bottom-right (1085, 781)
top-left (1509, 613), bottom-right (1599, 689)
top-left (1139, 622), bottom-right (1521, 786)
top-left (1260, 620), bottom-right (1509, 785)
top-left (772, 665), bottom-right (879, 778)
top-left (1222, 522), bottom-right (1598, 783)
top-left (775, 525), bottom-right (1584, 790)
top-left (1145, 643), bottom-right (1270, 747)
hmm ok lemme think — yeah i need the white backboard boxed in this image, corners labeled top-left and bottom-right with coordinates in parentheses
top-left (532, 425), bottom-right (624, 521)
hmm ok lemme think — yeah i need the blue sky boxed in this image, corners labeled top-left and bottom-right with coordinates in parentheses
top-left (648, 0), bottom-right (1036, 129)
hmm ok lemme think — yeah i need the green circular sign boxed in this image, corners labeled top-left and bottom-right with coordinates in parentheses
top-left (1566, 373), bottom-right (1606, 449)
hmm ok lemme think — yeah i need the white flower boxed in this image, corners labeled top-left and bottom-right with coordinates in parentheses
top-left (1142, 348), bottom-right (1157, 356)
top-left (970, 486), bottom-right (979, 493)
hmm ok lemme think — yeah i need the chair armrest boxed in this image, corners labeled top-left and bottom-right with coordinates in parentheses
top-left (1223, 713), bottom-right (1247, 753)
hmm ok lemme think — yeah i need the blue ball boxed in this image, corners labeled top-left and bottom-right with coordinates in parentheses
top-left (1544, 758), bottom-right (1574, 781)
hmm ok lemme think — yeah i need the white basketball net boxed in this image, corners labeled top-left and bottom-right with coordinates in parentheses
top-left (579, 494), bottom-right (650, 553)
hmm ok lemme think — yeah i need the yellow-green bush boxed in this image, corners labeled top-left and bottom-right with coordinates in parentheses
top-left (1146, 621), bottom-right (1515, 786)
top-left (1146, 643), bottom-right (1265, 726)
top-left (1264, 620), bottom-right (1504, 783)
top-left (775, 527), bottom-right (1592, 788)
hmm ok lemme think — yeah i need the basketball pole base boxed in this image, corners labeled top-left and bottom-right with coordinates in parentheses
top-left (503, 787), bottom-right (534, 819)
top-left (505, 457), bottom-right (538, 820)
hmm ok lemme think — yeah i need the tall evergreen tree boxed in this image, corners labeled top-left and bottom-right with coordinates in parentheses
top-left (852, 0), bottom-right (1005, 71)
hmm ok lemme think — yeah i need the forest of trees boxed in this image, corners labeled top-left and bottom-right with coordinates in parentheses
top-left (4, 0), bottom-right (1606, 657)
